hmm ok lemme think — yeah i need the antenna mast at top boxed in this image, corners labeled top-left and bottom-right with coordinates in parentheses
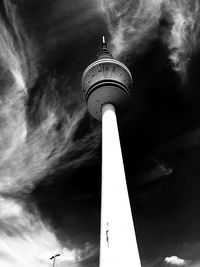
top-left (103, 36), bottom-right (106, 44)
top-left (102, 35), bottom-right (107, 49)
top-left (96, 35), bottom-right (112, 60)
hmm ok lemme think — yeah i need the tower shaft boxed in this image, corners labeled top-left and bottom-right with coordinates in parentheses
top-left (100, 103), bottom-right (141, 267)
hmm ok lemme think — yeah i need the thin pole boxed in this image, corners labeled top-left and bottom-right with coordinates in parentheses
top-left (53, 257), bottom-right (55, 267)
top-left (100, 103), bottom-right (141, 267)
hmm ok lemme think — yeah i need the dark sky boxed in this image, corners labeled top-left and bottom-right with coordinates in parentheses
top-left (0, 0), bottom-right (200, 266)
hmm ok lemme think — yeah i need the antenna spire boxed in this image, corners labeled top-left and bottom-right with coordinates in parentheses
top-left (102, 36), bottom-right (107, 49)
top-left (98, 35), bottom-right (112, 59)
top-left (102, 36), bottom-right (106, 44)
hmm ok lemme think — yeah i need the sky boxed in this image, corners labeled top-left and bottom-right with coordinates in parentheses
top-left (0, 0), bottom-right (200, 266)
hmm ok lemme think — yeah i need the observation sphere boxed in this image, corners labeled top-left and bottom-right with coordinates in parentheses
top-left (82, 37), bottom-right (133, 121)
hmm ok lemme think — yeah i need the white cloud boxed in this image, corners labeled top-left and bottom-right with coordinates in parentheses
top-left (0, 195), bottom-right (97, 267)
top-left (101, 0), bottom-right (200, 76)
top-left (0, 214), bottom-right (81, 267)
top-left (165, 256), bottom-right (186, 266)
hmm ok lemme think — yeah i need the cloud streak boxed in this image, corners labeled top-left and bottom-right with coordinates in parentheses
top-left (101, 0), bottom-right (200, 76)
top-left (0, 1), bottom-right (100, 266)
top-left (0, 195), bottom-right (98, 267)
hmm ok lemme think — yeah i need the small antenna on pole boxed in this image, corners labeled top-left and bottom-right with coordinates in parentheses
top-left (97, 35), bottom-right (112, 59)
top-left (102, 35), bottom-right (107, 49)
top-left (103, 36), bottom-right (106, 44)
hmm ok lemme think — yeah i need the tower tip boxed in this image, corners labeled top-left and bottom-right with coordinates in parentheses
top-left (102, 36), bottom-right (107, 50)
top-left (102, 36), bottom-right (106, 44)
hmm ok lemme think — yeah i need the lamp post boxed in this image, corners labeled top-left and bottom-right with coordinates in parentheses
top-left (50, 253), bottom-right (60, 267)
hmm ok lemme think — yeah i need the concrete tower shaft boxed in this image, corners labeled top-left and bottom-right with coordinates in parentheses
top-left (82, 37), bottom-right (132, 120)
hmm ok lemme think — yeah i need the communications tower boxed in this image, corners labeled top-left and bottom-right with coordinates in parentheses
top-left (82, 37), bottom-right (141, 267)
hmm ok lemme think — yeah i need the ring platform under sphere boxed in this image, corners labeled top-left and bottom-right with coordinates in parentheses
top-left (82, 39), bottom-right (133, 121)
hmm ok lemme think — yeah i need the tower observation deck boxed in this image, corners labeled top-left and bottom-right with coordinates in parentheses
top-left (82, 36), bottom-right (132, 121)
top-left (82, 37), bottom-right (141, 267)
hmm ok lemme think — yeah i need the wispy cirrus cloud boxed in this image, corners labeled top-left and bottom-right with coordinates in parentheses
top-left (101, 0), bottom-right (200, 77)
top-left (0, 1), bottom-right (100, 266)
